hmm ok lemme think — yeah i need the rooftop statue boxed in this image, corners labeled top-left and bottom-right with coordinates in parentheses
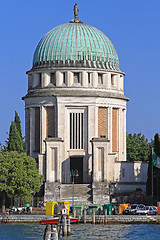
top-left (70, 3), bottom-right (83, 23)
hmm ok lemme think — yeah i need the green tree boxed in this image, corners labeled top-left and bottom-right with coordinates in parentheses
top-left (0, 151), bottom-right (43, 213)
top-left (126, 132), bottom-right (150, 161)
top-left (7, 111), bottom-right (25, 152)
top-left (14, 111), bottom-right (23, 139)
top-left (7, 122), bottom-right (24, 152)
top-left (154, 133), bottom-right (160, 156)
top-left (146, 139), bottom-right (154, 196)
top-left (146, 133), bottom-right (160, 198)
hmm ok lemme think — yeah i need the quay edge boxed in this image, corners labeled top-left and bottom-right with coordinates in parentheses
top-left (1, 215), bottom-right (160, 224)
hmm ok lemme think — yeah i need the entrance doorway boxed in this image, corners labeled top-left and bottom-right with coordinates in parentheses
top-left (70, 157), bottom-right (83, 183)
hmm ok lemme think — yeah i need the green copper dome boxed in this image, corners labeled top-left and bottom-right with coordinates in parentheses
top-left (33, 23), bottom-right (119, 70)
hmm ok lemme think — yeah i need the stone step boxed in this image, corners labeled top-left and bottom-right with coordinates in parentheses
top-left (61, 184), bottom-right (92, 204)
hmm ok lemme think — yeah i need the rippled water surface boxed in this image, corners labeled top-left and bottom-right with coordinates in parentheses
top-left (1, 223), bottom-right (160, 239)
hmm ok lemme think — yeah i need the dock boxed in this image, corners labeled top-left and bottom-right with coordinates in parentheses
top-left (1, 214), bottom-right (160, 224)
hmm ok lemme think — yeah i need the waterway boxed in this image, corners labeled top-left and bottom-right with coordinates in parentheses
top-left (1, 223), bottom-right (160, 239)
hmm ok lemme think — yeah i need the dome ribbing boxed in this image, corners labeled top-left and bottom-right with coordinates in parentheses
top-left (33, 23), bottom-right (119, 70)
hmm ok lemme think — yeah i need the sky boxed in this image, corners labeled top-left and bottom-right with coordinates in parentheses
top-left (0, 0), bottom-right (160, 144)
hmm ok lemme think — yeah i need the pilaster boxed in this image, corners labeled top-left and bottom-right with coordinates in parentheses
top-left (92, 72), bottom-right (98, 87)
top-left (90, 138), bottom-right (109, 182)
top-left (106, 72), bottom-right (111, 89)
top-left (41, 72), bottom-right (50, 87)
top-left (82, 71), bottom-right (88, 87)
top-left (56, 71), bottom-right (63, 86)
top-left (123, 109), bottom-right (126, 161)
top-left (118, 108), bottom-right (122, 161)
top-left (40, 106), bottom-right (46, 154)
top-left (29, 107), bottom-right (35, 156)
top-left (67, 71), bottom-right (73, 86)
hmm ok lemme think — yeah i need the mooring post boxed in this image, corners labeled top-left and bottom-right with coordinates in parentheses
top-left (57, 215), bottom-right (62, 237)
top-left (73, 207), bottom-right (76, 218)
top-left (43, 224), bottom-right (51, 240)
top-left (51, 225), bottom-right (58, 240)
top-left (67, 215), bottom-right (71, 236)
top-left (83, 208), bottom-right (86, 224)
top-left (105, 208), bottom-right (108, 224)
top-left (62, 215), bottom-right (67, 237)
top-left (92, 208), bottom-right (95, 224)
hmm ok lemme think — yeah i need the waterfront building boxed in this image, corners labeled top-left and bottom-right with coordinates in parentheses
top-left (23, 4), bottom-right (148, 204)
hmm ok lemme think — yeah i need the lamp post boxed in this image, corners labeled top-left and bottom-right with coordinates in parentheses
top-left (58, 186), bottom-right (61, 201)
top-left (70, 169), bottom-right (79, 207)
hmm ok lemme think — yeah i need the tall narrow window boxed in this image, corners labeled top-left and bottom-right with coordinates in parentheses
top-left (46, 106), bottom-right (55, 137)
top-left (35, 107), bottom-right (40, 153)
top-left (62, 72), bottom-right (66, 84)
top-left (39, 73), bottom-right (42, 87)
top-left (70, 112), bottom-right (84, 149)
top-left (98, 73), bottom-right (103, 84)
top-left (88, 73), bottom-right (91, 84)
top-left (51, 73), bottom-right (56, 85)
top-left (74, 72), bottom-right (80, 83)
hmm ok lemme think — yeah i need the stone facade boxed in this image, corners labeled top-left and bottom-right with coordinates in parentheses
top-left (23, 6), bottom-right (148, 204)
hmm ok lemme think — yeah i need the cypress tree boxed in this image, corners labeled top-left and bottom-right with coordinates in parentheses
top-left (146, 134), bottom-right (160, 199)
top-left (154, 133), bottom-right (160, 157)
top-left (14, 111), bottom-right (22, 139)
top-left (7, 121), bottom-right (24, 153)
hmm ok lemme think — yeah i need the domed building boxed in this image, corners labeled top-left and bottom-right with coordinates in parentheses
top-left (23, 4), bottom-right (148, 204)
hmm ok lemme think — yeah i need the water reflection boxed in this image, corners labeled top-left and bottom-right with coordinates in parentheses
top-left (1, 224), bottom-right (160, 240)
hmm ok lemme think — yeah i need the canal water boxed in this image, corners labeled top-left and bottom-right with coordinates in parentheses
top-left (0, 223), bottom-right (160, 239)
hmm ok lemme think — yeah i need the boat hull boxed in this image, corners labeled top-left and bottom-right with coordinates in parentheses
top-left (39, 217), bottom-right (78, 225)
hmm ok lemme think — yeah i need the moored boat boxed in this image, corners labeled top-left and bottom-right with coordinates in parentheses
top-left (39, 216), bottom-right (78, 225)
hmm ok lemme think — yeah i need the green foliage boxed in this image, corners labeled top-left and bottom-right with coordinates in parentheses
top-left (146, 133), bottom-right (160, 197)
top-left (7, 122), bottom-right (24, 152)
top-left (154, 133), bottom-right (160, 157)
top-left (0, 151), bottom-right (44, 198)
top-left (7, 112), bottom-right (25, 152)
top-left (128, 189), bottom-right (147, 204)
top-left (14, 111), bottom-right (22, 139)
top-left (126, 132), bottom-right (150, 161)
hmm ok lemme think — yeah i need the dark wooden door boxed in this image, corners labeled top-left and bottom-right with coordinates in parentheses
top-left (70, 157), bottom-right (83, 183)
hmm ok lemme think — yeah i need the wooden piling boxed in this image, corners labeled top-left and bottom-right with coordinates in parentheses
top-left (83, 208), bottom-right (86, 224)
top-left (43, 224), bottom-right (51, 240)
top-left (92, 208), bottom-right (95, 224)
top-left (67, 215), bottom-right (71, 236)
top-left (105, 209), bottom-right (108, 224)
top-left (73, 208), bottom-right (76, 218)
top-left (62, 215), bottom-right (67, 237)
top-left (51, 225), bottom-right (58, 240)
top-left (57, 216), bottom-right (62, 237)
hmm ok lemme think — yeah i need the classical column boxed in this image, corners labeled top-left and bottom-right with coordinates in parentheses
top-left (123, 109), bottom-right (126, 161)
top-left (118, 108), bottom-right (122, 161)
top-left (91, 138), bottom-right (109, 182)
top-left (41, 72), bottom-right (50, 87)
top-left (103, 145), bottom-right (108, 181)
top-left (66, 71), bottom-right (73, 86)
top-left (56, 71), bottom-right (63, 86)
top-left (25, 108), bottom-right (30, 155)
top-left (40, 106), bottom-right (46, 154)
top-left (103, 73), bottom-right (108, 87)
top-left (106, 72), bottom-right (111, 90)
top-left (92, 72), bottom-right (98, 87)
top-left (82, 71), bottom-right (88, 86)
top-left (29, 107), bottom-right (35, 157)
